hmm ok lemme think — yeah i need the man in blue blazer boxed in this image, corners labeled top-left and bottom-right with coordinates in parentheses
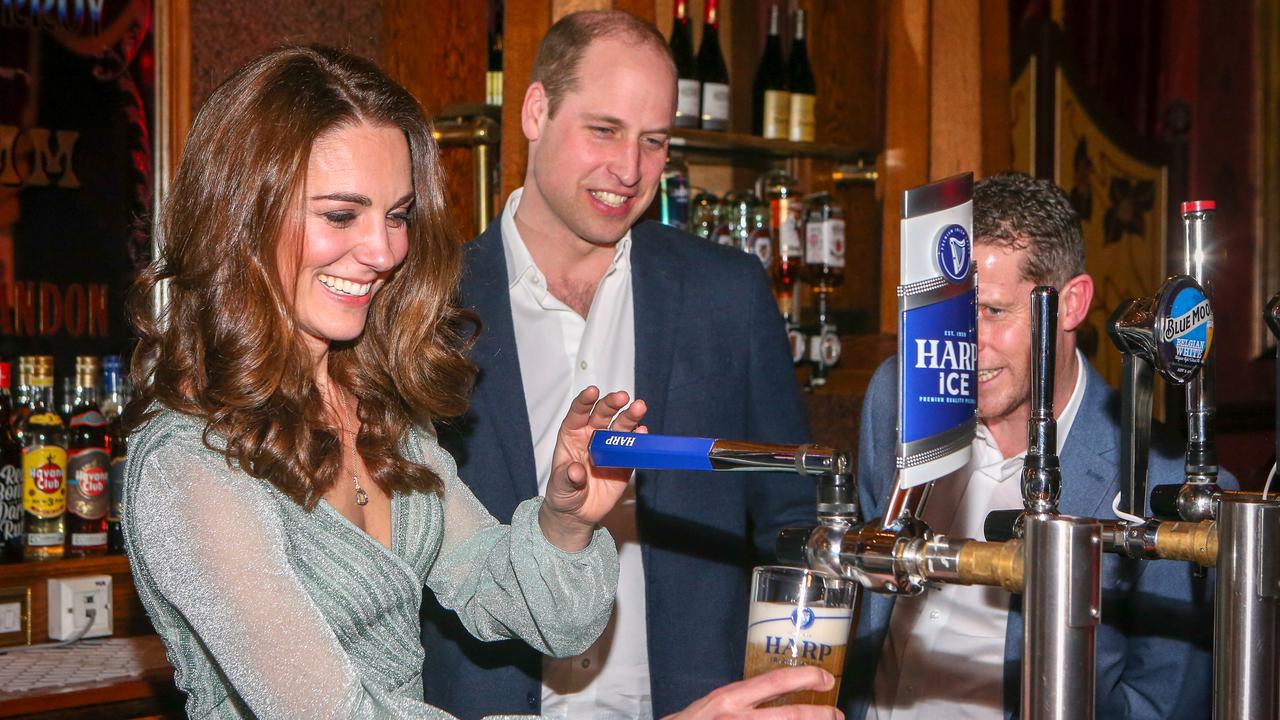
top-left (845, 173), bottom-right (1225, 719)
top-left (421, 11), bottom-right (814, 719)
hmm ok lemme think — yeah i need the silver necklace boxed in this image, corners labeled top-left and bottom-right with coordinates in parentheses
top-left (352, 468), bottom-right (369, 506)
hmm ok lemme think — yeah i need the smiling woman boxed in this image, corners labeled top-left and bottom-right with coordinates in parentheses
top-left (115, 45), bottom-right (649, 718)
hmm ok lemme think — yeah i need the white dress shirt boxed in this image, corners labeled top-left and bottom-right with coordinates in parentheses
top-left (500, 189), bottom-right (653, 720)
top-left (868, 352), bottom-right (1088, 720)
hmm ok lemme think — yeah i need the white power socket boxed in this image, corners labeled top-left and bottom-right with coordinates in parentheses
top-left (48, 575), bottom-right (113, 641)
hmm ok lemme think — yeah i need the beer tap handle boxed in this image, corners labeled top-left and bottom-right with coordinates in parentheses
top-left (1107, 296), bottom-right (1157, 519)
top-left (984, 509), bottom-right (1023, 541)
top-left (588, 431), bottom-right (844, 476)
top-left (1118, 351), bottom-right (1154, 518)
top-left (1021, 286), bottom-right (1061, 516)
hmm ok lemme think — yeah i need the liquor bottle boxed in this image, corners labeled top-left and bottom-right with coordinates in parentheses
top-left (0, 362), bottom-right (23, 563)
top-left (804, 193), bottom-right (846, 289)
top-left (697, 0), bottom-right (730, 132)
top-left (67, 356), bottom-right (109, 557)
top-left (21, 356), bottom-right (67, 561)
top-left (723, 191), bottom-right (757, 255)
top-left (12, 356), bottom-right (33, 444)
top-left (753, 4), bottom-right (789, 138)
top-left (59, 375), bottom-right (76, 425)
top-left (659, 154), bottom-right (691, 231)
top-left (711, 192), bottom-right (737, 248)
top-left (486, 0), bottom-right (504, 106)
top-left (670, 0), bottom-right (700, 129)
top-left (758, 168), bottom-right (805, 295)
top-left (102, 356), bottom-right (128, 554)
top-left (746, 197), bottom-right (774, 271)
top-left (787, 9), bottom-right (816, 142)
top-left (690, 192), bottom-right (720, 241)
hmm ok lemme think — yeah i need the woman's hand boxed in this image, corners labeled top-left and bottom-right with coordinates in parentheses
top-left (663, 667), bottom-right (844, 720)
top-left (540, 386), bottom-right (647, 552)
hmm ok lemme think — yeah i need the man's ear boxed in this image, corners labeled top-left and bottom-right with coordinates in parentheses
top-left (1058, 272), bottom-right (1095, 333)
top-left (522, 82), bottom-right (549, 142)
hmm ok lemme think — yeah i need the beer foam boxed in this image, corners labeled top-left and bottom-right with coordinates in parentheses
top-left (746, 600), bottom-right (852, 647)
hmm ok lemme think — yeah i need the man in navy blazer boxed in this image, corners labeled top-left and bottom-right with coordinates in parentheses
top-left (844, 173), bottom-right (1225, 719)
top-left (421, 11), bottom-right (814, 719)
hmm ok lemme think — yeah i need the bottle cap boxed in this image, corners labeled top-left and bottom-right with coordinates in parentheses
top-left (30, 356), bottom-right (54, 387)
top-left (1181, 200), bottom-right (1216, 213)
top-left (75, 356), bottom-right (101, 388)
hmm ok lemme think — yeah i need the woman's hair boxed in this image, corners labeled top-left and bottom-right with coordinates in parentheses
top-left (126, 45), bottom-right (475, 507)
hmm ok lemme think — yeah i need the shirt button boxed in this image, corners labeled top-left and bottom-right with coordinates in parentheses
top-left (579, 361), bottom-right (588, 370)
top-left (930, 610), bottom-right (941, 620)
top-left (581, 658), bottom-right (591, 668)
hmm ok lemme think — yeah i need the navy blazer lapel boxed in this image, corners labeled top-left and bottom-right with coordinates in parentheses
top-left (630, 224), bottom-right (681, 438)
top-left (629, 224), bottom-right (681, 512)
top-left (1057, 362), bottom-right (1120, 520)
top-left (462, 225), bottom-right (540, 500)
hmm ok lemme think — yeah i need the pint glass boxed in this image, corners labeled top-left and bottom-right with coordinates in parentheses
top-left (743, 565), bottom-right (857, 706)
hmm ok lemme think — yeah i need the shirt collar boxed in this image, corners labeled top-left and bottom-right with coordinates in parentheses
top-left (976, 349), bottom-right (1089, 476)
top-left (499, 188), bottom-right (633, 292)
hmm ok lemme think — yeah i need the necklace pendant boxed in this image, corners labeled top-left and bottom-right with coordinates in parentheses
top-left (355, 487), bottom-right (369, 506)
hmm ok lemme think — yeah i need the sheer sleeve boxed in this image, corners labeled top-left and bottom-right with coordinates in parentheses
top-left (126, 435), bottom-right (453, 720)
top-left (415, 433), bottom-right (620, 658)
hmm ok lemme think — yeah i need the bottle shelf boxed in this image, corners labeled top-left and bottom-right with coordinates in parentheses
top-left (670, 127), bottom-right (876, 165)
top-left (0, 553), bottom-right (130, 582)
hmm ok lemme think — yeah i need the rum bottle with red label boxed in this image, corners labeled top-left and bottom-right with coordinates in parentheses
top-left (67, 356), bottom-right (109, 556)
top-left (21, 356), bottom-right (67, 561)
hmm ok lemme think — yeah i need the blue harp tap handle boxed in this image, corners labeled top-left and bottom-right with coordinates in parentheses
top-left (588, 431), bottom-right (842, 476)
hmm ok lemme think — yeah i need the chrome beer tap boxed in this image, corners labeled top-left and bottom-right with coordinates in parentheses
top-left (1150, 201), bottom-right (1223, 521)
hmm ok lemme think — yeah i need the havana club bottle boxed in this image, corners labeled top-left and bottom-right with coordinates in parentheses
top-left (67, 357), bottom-right (109, 556)
top-left (0, 363), bottom-right (23, 563)
top-left (21, 356), bottom-right (67, 561)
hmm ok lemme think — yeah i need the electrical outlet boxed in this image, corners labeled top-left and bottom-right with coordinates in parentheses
top-left (48, 575), bottom-right (112, 641)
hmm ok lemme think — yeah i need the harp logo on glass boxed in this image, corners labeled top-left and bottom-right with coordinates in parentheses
top-left (790, 607), bottom-right (816, 630)
top-left (936, 224), bottom-right (971, 283)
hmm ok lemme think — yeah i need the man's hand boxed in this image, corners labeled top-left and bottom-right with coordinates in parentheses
top-left (664, 667), bottom-right (844, 720)
top-left (540, 386), bottom-right (647, 551)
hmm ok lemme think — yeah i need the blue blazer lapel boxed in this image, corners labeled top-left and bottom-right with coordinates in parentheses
top-left (1057, 362), bottom-right (1120, 520)
top-left (630, 225), bottom-right (680, 438)
top-left (462, 225), bottom-right (540, 501)
top-left (629, 224), bottom-right (682, 510)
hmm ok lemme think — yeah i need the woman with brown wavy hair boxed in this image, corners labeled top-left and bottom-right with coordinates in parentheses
top-left (120, 45), bottom-right (646, 718)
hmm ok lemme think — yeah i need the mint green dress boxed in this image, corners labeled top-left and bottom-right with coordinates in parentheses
top-left (122, 410), bottom-right (618, 719)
